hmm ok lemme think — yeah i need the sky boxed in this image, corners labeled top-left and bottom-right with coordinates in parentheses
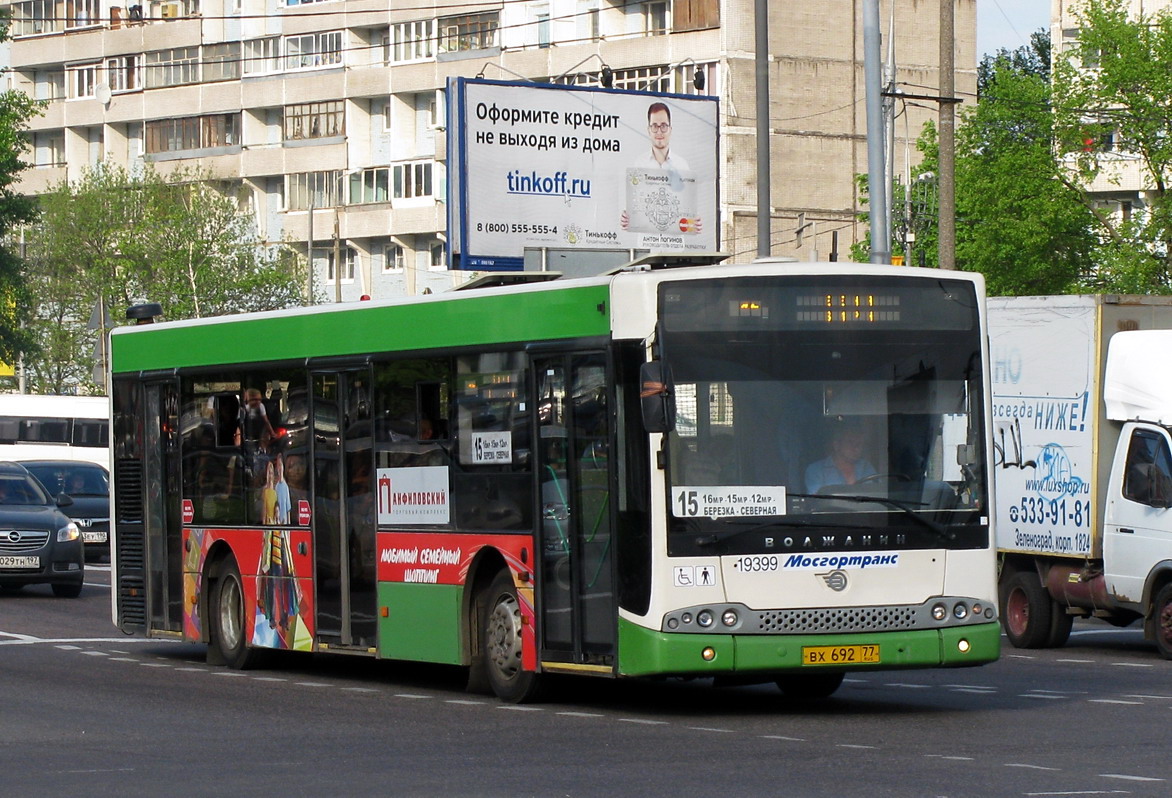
top-left (977, 0), bottom-right (1052, 57)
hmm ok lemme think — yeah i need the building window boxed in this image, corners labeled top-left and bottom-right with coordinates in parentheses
top-left (66, 0), bottom-right (101, 28)
top-left (284, 101), bottom-right (344, 140)
top-left (381, 242), bottom-right (405, 272)
top-left (34, 70), bottom-right (66, 101)
top-left (285, 0), bottom-right (336, 5)
top-left (13, 0), bottom-right (61, 35)
top-left (612, 65), bottom-right (669, 92)
top-left (645, 1), bottom-right (668, 34)
top-left (534, 5), bottom-right (550, 48)
top-left (316, 246), bottom-right (356, 283)
top-left (625, 1), bottom-right (668, 36)
top-left (33, 131), bottom-right (66, 167)
top-left (581, 0), bottom-right (601, 42)
top-left (349, 167), bottom-right (390, 204)
top-left (68, 63), bottom-right (99, 99)
top-left (145, 113), bottom-right (240, 154)
top-left (393, 161), bottom-right (433, 199)
top-left (287, 171), bottom-right (343, 210)
top-left (145, 46), bottom-right (201, 88)
top-left (671, 61), bottom-right (717, 96)
top-left (429, 239), bottom-right (445, 269)
top-left (437, 12), bottom-right (498, 53)
top-left (390, 19), bottom-right (434, 63)
top-left (203, 42), bottom-right (242, 82)
top-left (107, 56), bottom-right (140, 93)
top-left (243, 37), bottom-right (281, 75)
top-left (284, 31), bottom-right (344, 70)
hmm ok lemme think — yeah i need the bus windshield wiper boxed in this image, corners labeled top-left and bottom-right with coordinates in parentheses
top-left (693, 517), bottom-right (872, 547)
top-left (800, 493), bottom-right (957, 542)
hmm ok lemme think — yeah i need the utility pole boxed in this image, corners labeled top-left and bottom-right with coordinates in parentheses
top-left (307, 200), bottom-right (315, 305)
top-left (755, 0), bottom-right (771, 257)
top-left (938, 0), bottom-right (956, 270)
top-left (863, 0), bottom-right (889, 264)
top-left (333, 211), bottom-right (341, 304)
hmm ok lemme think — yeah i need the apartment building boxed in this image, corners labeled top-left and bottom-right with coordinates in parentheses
top-left (1, 0), bottom-right (976, 301)
top-left (1053, 0), bottom-right (1169, 227)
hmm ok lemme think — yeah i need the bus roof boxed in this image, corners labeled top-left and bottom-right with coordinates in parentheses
top-left (109, 261), bottom-right (984, 375)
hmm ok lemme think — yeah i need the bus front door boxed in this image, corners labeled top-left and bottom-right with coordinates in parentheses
top-left (310, 369), bottom-right (375, 650)
top-left (534, 353), bottom-right (616, 668)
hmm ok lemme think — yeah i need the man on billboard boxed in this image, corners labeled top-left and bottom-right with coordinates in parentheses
top-left (621, 101), bottom-right (703, 235)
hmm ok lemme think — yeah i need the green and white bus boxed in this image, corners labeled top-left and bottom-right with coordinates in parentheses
top-left (109, 257), bottom-right (1000, 702)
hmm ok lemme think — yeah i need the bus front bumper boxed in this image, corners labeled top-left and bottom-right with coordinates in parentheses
top-left (616, 617), bottom-right (1001, 678)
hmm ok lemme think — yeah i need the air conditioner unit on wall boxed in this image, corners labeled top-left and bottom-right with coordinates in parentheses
top-left (159, 2), bottom-right (180, 19)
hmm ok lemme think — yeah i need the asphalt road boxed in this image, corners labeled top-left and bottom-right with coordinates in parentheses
top-left (3, 565), bottom-right (1171, 798)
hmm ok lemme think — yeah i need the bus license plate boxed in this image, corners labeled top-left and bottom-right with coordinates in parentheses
top-left (801, 644), bottom-right (881, 666)
top-left (0, 555), bottom-right (40, 569)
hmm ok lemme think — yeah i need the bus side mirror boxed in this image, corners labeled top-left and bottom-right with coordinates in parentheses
top-left (639, 361), bottom-right (676, 433)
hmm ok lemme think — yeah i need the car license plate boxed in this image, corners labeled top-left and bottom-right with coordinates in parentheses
top-left (801, 644), bottom-right (881, 666)
top-left (0, 555), bottom-right (40, 569)
top-left (82, 530), bottom-right (108, 543)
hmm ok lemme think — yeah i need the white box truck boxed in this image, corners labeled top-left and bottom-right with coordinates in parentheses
top-left (990, 294), bottom-right (1172, 657)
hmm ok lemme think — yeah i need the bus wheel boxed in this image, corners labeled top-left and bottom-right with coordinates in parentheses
top-left (1000, 571), bottom-right (1052, 648)
top-left (1153, 583), bottom-right (1172, 660)
top-left (775, 672), bottom-right (844, 700)
top-left (211, 558), bottom-right (261, 670)
top-left (483, 571), bottom-right (543, 703)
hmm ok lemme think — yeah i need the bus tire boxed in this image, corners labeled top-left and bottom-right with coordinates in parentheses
top-left (1000, 570), bottom-right (1053, 648)
top-left (211, 558), bottom-right (262, 670)
top-left (775, 672), bottom-right (844, 700)
top-left (482, 570), bottom-right (544, 703)
top-left (1152, 583), bottom-right (1172, 660)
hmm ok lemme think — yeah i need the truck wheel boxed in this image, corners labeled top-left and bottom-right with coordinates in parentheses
top-left (1046, 603), bottom-right (1074, 647)
top-left (482, 571), bottom-right (545, 703)
top-left (1152, 583), bottom-right (1172, 660)
top-left (1000, 571), bottom-right (1053, 648)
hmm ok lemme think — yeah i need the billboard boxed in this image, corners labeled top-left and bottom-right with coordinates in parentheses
top-left (447, 78), bottom-right (720, 270)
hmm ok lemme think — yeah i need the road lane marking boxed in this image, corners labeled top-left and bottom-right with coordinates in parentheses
top-left (1006, 763), bottom-right (1060, 771)
top-left (1100, 774), bottom-right (1164, 782)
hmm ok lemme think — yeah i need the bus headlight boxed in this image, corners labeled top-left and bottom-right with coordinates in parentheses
top-left (953, 602), bottom-right (969, 620)
top-left (721, 610), bottom-right (738, 627)
top-left (697, 610), bottom-right (714, 628)
top-left (58, 523), bottom-right (80, 542)
top-left (931, 603), bottom-right (947, 621)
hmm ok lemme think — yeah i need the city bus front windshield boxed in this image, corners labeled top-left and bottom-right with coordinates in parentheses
top-left (660, 275), bottom-right (988, 557)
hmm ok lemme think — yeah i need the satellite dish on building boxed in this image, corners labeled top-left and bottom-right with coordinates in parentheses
top-left (95, 83), bottom-right (112, 105)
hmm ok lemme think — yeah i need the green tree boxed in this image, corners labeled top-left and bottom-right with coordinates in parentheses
top-left (0, 14), bottom-right (44, 373)
top-left (1052, 0), bottom-right (1172, 292)
top-left (22, 163), bottom-right (308, 393)
top-left (954, 31), bottom-right (1099, 295)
